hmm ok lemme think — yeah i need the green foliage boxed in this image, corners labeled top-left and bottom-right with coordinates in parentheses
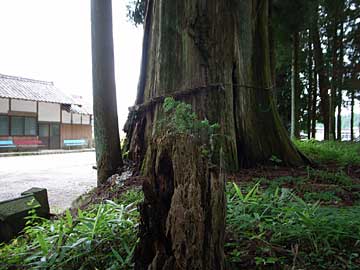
top-left (303, 191), bottom-right (341, 203)
top-left (126, 0), bottom-right (146, 26)
top-left (160, 97), bottom-right (220, 137)
top-left (158, 97), bottom-right (220, 158)
top-left (226, 183), bottom-right (360, 269)
top-left (294, 139), bottom-right (360, 166)
top-left (308, 168), bottom-right (353, 187)
top-left (0, 190), bottom-right (143, 270)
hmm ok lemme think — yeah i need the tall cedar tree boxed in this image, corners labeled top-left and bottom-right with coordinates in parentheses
top-left (91, 0), bottom-right (123, 185)
top-left (126, 1), bottom-right (305, 268)
top-left (125, 0), bottom-right (306, 173)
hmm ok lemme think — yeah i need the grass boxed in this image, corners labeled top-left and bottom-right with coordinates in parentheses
top-left (294, 139), bottom-right (360, 166)
top-left (225, 182), bottom-right (360, 269)
top-left (1, 140), bottom-right (360, 269)
top-left (0, 190), bottom-right (143, 270)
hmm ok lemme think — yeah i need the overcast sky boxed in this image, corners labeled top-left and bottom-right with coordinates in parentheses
top-left (0, 0), bottom-right (143, 130)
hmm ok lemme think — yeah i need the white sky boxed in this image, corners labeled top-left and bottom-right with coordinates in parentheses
top-left (0, 0), bottom-right (143, 131)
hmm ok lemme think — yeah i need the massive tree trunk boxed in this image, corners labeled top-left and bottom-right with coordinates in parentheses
top-left (125, 0), bottom-right (305, 172)
top-left (291, 31), bottom-right (300, 139)
top-left (91, 0), bottom-right (123, 185)
top-left (313, 16), bottom-right (330, 140)
top-left (135, 135), bottom-right (226, 270)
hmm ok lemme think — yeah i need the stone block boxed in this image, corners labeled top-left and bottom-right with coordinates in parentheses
top-left (0, 188), bottom-right (50, 242)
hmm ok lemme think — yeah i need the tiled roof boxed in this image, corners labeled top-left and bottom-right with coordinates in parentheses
top-left (69, 95), bottom-right (92, 115)
top-left (70, 104), bottom-right (92, 115)
top-left (0, 74), bottom-right (77, 105)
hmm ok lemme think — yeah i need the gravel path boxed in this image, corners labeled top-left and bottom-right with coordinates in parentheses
top-left (0, 152), bottom-right (97, 213)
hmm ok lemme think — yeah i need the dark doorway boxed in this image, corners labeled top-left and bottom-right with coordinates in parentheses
top-left (49, 123), bottom-right (60, 149)
top-left (38, 123), bottom-right (60, 149)
top-left (39, 123), bottom-right (49, 148)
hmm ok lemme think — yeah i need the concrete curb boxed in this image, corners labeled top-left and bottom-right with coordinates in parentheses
top-left (0, 148), bottom-right (95, 158)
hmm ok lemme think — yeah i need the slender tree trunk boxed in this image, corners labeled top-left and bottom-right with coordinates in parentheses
top-left (337, 22), bottom-right (344, 141)
top-left (313, 12), bottom-right (330, 140)
top-left (125, 0), bottom-right (305, 172)
top-left (351, 90), bottom-right (355, 141)
top-left (312, 70), bottom-right (318, 139)
top-left (307, 30), bottom-right (313, 140)
top-left (330, 18), bottom-right (339, 140)
top-left (291, 31), bottom-right (300, 139)
top-left (91, 0), bottom-right (123, 185)
top-left (337, 96), bottom-right (342, 140)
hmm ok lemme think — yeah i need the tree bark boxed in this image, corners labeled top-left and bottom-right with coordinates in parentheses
top-left (135, 135), bottom-right (225, 270)
top-left (125, 0), bottom-right (305, 171)
top-left (91, 0), bottom-right (123, 185)
top-left (337, 22), bottom-right (344, 141)
top-left (351, 89), bottom-right (355, 141)
top-left (312, 12), bottom-right (330, 140)
top-left (307, 30), bottom-right (314, 140)
top-left (291, 31), bottom-right (300, 139)
top-left (330, 18), bottom-right (339, 140)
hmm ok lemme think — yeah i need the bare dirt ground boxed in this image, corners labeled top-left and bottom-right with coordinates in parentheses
top-left (0, 152), bottom-right (97, 213)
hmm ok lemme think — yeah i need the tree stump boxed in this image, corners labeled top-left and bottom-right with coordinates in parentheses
top-left (135, 134), bottom-right (225, 270)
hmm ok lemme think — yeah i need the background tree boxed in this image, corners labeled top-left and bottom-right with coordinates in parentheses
top-left (272, 1), bottom-right (314, 139)
top-left (272, 0), bottom-right (359, 141)
top-left (91, 0), bottom-right (123, 185)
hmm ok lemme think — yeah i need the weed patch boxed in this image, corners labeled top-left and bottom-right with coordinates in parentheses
top-left (0, 190), bottom-right (143, 270)
top-left (294, 140), bottom-right (360, 166)
top-left (226, 183), bottom-right (360, 269)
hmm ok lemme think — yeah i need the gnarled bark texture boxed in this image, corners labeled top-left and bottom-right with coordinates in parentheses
top-left (125, 0), bottom-right (305, 171)
top-left (135, 135), bottom-right (226, 270)
top-left (91, 0), bottom-right (123, 184)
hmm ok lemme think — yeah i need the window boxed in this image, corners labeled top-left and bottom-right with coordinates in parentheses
top-left (0, 116), bottom-right (9, 136)
top-left (11, 116), bottom-right (23, 135)
top-left (10, 116), bottom-right (37, 136)
top-left (24, 117), bottom-right (36, 135)
top-left (39, 124), bottom-right (49, 137)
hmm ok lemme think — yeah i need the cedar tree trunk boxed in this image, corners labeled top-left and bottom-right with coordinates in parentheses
top-left (135, 135), bottom-right (226, 269)
top-left (337, 22), bottom-right (345, 141)
top-left (351, 89), bottom-right (355, 141)
top-left (330, 18), bottom-right (339, 140)
top-left (312, 69), bottom-right (318, 139)
top-left (307, 30), bottom-right (314, 140)
top-left (313, 19), bottom-right (330, 140)
top-left (91, 0), bottom-right (123, 185)
top-left (125, 0), bottom-right (305, 171)
top-left (291, 31), bottom-right (300, 139)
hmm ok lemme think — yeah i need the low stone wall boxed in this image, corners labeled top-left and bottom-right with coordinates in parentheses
top-left (0, 188), bottom-right (50, 242)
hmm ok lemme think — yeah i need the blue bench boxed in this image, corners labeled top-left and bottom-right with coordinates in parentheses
top-left (63, 139), bottom-right (87, 147)
top-left (0, 140), bottom-right (16, 149)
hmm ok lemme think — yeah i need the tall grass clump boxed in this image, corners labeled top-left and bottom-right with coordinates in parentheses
top-left (226, 183), bottom-right (360, 269)
top-left (0, 190), bottom-right (143, 270)
top-left (294, 140), bottom-right (360, 166)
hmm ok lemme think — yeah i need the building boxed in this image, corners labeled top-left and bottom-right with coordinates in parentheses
top-left (0, 74), bottom-right (92, 151)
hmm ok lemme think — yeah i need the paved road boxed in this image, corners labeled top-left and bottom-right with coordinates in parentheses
top-left (0, 152), bottom-right (97, 213)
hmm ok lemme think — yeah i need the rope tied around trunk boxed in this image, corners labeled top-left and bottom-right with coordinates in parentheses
top-left (128, 83), bottom-right (275, 113)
